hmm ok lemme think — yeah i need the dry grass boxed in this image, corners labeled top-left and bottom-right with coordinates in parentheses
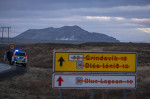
top-left (0, 42), bottom-right (150, 99)
top-left (0, 67), bottom-right (58, 99)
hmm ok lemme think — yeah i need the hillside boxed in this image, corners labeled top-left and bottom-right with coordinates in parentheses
top-left (15, 26), bottom-right (119, 43)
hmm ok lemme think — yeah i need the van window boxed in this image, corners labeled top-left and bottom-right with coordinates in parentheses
top-left (15, 52), bottom-right (26, 56)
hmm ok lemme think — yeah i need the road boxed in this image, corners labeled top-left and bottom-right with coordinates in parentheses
top-left (0, 63), bottom-right (14, 74)
top-left (0, 63), bottom-right (27, 80)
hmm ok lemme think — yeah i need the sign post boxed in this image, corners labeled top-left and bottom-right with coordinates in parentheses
top-left (90, 89), bottom-right (94, 99)
top-left (9, 44), bottom-right (15, 50)
top-left (52, 51), bottom-right (137, 99)
top-left (124, 90), bottom-right (127, 99)
top-left (59, 89), bottom-right (62, 99)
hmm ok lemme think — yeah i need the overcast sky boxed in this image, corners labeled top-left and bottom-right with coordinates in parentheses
top-left (0, 0), bottom-right (150, 42)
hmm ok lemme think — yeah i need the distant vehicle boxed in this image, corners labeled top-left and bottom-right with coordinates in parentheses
top-left (4, 49), bottom-right (27, 67)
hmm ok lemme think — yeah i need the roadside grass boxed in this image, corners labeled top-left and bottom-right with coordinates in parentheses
top-left (0, 42), bottom-right (150, 99)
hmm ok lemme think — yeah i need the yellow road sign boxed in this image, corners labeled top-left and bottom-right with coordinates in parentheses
top-left (54, 51), bottom-right (137, 72)
top-left (9, 44), bottom-right (15, 50)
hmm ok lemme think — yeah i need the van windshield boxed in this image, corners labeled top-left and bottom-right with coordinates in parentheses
top-left (15, 52), bottom-right (26, 56)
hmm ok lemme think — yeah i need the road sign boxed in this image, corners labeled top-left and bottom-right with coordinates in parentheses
top-left (57, 76), bottom-right (64, 86)
top-left (52, 74), bottom-right (136, 89)
top-left (9, 44), bottom-right (15, 50)
top-left (54, 51), bottom-right (137, 72)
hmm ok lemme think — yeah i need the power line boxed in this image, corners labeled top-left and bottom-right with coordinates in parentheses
top-left (0, 27), bottom-right (11, 44)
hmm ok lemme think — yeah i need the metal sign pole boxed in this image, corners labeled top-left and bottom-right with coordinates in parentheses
top-left (124, 90), bottom-right (127, 99)
top-left (14, 62), bottom-right (16, 70)
top-left (59, 89), bottom-right (62, 99)
top-left (90, 89), bottom-right (94, 99)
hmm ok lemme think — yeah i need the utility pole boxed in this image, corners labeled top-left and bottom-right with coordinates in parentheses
top-left (8, 27), bottom-right (10, 44)
top-left (0, 27), bottom-right (11, 44)
top-left (1, 27), bottom-right (4, 44)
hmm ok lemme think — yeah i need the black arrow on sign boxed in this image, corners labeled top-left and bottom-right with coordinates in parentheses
top-left (58, 57), bottom-right (65, 66)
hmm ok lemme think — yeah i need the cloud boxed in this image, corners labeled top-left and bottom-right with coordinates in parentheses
top-left (60, 5), bottom-right (150, 18)
top-left (39, 16), bottom-right (85, 22)
top-left (131, 18), bottom-right (150, 22)
top-left (114, 17), bottom-right (125, 21)
top-left (1, 0), bottom-right (150, 11)
top-left (0, 0), bottom-right (150, 42)
top-left (77, 5), bottom-right (150, 12)
top-left (115, 5), bottom-right (150, 11)
top-left (85, 16), bottom-right (125, 21)
top-left (1, 4), bottom-right (150, 19)
top-left (137, 28), bottom-right (150, 34)
top-left (85, 16), bottom-right (111, 20)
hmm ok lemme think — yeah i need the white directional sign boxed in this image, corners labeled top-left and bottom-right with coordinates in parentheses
top-left (52, 74), bottom-right (136, 89)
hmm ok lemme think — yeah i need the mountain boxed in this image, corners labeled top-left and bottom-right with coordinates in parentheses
top-left (15, 25), bottom-right (119, 43)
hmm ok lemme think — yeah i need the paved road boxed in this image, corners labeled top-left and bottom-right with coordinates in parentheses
top-left (0, 63), bottom-right (27, 80)
top-left (0, 63), bottom-right (14, 74)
